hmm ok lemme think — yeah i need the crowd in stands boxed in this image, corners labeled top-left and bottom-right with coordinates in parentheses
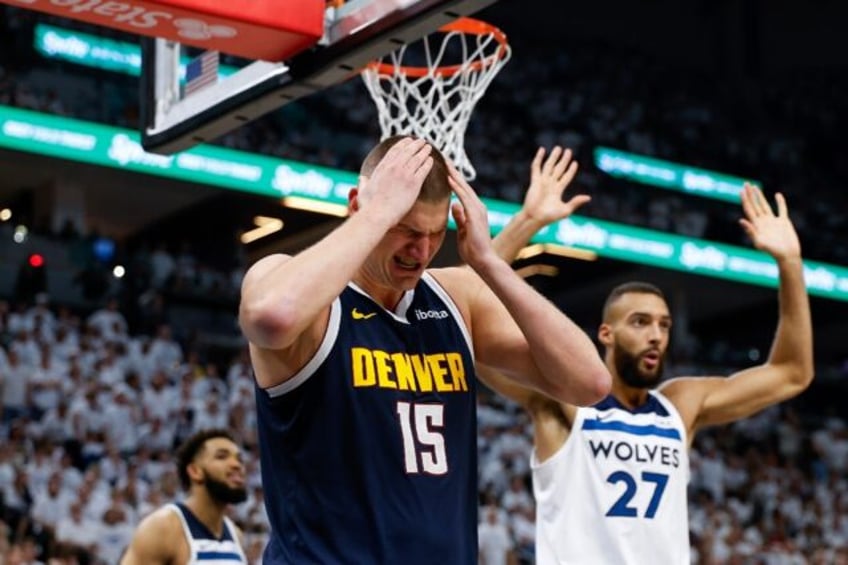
top-left (2, 6), bottom-right (848, 564)
top-left (0, 292), bottom-right (270, 564)
top-left (0, 289), bottom-right (846, 563)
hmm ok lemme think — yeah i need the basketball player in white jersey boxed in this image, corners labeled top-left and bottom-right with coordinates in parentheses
top-left (120, 429), bottom-right (249, 565)
top-left (479, 147), bottom-right (813, 564)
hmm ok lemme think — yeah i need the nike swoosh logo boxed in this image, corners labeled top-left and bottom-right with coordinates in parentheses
top-left (596, 411), bottom-right (615, 422)
top-left (352, 308), bottom-right (376, 320)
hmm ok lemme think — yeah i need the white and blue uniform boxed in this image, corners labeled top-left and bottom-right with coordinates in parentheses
top-left (169, 502), bottom-right (247, 565)
top-left (532, 392), bottom-right (690, 564)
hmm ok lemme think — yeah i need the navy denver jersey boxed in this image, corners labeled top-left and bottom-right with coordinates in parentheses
top-left (255, 272), bottom-right (478, 564)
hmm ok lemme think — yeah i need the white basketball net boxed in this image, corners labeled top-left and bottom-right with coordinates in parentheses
top-left (361, 20), bottom-right (511, 180)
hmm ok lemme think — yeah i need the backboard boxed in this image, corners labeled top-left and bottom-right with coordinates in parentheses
top-left (141, 0), bottom-right (500, 154)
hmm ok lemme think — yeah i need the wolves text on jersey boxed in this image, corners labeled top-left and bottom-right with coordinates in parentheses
top-left (588, 439), bottom-right (681, 469)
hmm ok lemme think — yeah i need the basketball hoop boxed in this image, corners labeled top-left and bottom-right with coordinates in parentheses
top-left (361, 17), bottom-right (511, 180)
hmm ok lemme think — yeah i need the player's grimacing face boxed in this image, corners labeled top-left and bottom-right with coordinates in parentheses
top-left (370, 199), bottom-right (449, 290)
top-left (605, 293), bottom-right (671, 389)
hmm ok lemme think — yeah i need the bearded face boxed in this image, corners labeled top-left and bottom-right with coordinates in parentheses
top-left (204, 474), bottom-right (248, 505)
top-left (601, 291), bottom-right (671, 390)
top-left (613, 341), bottom-right (665, 389)
top-left (189, 437), bottom-right (247, 505)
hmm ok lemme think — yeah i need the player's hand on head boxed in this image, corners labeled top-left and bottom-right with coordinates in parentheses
top-left (358, 137), bottom-right (434, 227)
top-left (448, 164), bottom-right (494, 268)
top-left (522, 146), bottom-right (590, 225)
top-left (738, 182), bottom-right (801, 261)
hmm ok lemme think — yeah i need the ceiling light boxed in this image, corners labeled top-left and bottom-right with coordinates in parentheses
top-left (282, 196), bottom-right (348, 217)
top-left (515, 243), bottom-right (597, 262)
top-left (515, 264), bottom-right (559, 278)
top-left (241, 217), bottom-right (284, 244)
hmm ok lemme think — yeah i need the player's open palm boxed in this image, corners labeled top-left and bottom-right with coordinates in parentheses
top-left (739, 183), bottom-right (801, 261)
top-left (522, 146), bottom-right (590, 224)
top-left (448, 165), bottom-right (493, 268)
top-left (359, 137), bottom-right (433, 226)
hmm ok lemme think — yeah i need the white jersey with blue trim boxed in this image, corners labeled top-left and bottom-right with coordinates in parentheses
top-left (168, 503), bottom-right (247, 565)
top-left (531, 391), bottom-right (690, 564)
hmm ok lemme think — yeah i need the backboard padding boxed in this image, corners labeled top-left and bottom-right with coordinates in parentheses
top-left (141, 0), bottom-right (500, 154)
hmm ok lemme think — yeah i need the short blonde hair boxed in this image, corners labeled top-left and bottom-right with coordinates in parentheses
top-left (360, 136), bottom-right (450, 203)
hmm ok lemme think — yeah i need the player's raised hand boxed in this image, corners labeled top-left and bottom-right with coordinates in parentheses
top-left (356, 137), bottom-right (433, 227)
top-left (448, 164), bottom-right (494, 268)
top-left (739, 183), bottom-right (801, 261)
top-left (522, 146), bottom-right (590, 225)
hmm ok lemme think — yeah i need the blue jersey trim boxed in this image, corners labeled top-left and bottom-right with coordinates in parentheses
top-left (197, 551), bottom-right (243, 561)
top-left (582, 418), bottom-right (682, 440)
top-left (594, 394), bottom-right (670, 416)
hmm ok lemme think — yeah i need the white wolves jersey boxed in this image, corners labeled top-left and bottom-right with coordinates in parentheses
top-left (169, 502), bottom-right (247, 565)
top-left (532, 392), bottom-right (690, 564)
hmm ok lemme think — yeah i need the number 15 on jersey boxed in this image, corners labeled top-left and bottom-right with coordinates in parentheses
top-left (397, 401), bottom-right (448, 475)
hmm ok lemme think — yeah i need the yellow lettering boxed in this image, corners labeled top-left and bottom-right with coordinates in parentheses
top-left (351, 348), bottom-right (467, 393)
top-left (374, 350), bottom-right (397, 389)
top-left (445, 353), bottom-right (467, 391)
top-left (351, 348), bottom-right (375, 387)
top-left (411, 355), bottom-right (433, 392)
top-left (428, 354), bottom-right (453, 392)
top-left (392, 353), bottom-right (416, 391)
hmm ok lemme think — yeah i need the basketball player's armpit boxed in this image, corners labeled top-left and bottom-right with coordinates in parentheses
top-left (525, 389), bottom-right (568, 419)
top-left (476, 363), bottom-right (539, 408)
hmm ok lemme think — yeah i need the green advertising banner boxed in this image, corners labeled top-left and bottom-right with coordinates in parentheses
top-left (1, 104), bottom-right (847, 301)
top-left (0, 104), bottom-right (357, 201)
top-left (34, 23), bottom-right (239, 80)
top-left (527, 215), bottom-right (848, 301)
top-left (594, 146), bottom-right (758, 202)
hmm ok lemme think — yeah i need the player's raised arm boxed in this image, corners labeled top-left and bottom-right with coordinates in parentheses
top-left (448, 164), bottom-right (610, 406)
top-left (492, 146), bottom-right (589, 263)
top-left (477, 146), bottom-right (592, 407)
top-left (663, 184), bottom-right (814, 431)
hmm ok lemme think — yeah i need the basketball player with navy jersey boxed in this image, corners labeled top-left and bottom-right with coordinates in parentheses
top-left (479, 146), bottom-right (814, 564)
top-left (120, 429), bottom-right (248, 565)
top-left (238, 136), bottom-right (612, 564)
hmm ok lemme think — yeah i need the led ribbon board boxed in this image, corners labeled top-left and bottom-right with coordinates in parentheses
top-left (1, 105), bottom-right (847, 301)
top-left (595, 146), bottom-right (757, 203)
